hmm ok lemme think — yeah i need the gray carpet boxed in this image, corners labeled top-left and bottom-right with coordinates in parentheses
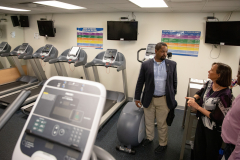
top-left (95, 106), bottom-right (191, 160)
top-left (0, 105), bottom-right (191, 160)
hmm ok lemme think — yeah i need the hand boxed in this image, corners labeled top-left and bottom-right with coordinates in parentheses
top-left (135, 100), bottom-right (142, 108)
top-left (185, 97), bottom-right (199, 110)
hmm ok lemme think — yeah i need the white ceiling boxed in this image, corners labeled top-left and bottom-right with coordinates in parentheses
top-left (0, 0), bottom-right (239, 14)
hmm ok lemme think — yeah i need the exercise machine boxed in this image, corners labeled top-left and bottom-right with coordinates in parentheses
top-left (21, 46), bottom-right (88, 115)
top-left (0, 43), bottom-right (39, 96)
top-left (49, 46), bottom-right (89, 79)
top-left (11, 76), bottom-right (114, 160)
top-left (85, 49), bottom-right (128, 127)
top-left (0, 76), bottom-right (115, 160)
top-left (0, 44), bottom-right (58, 107)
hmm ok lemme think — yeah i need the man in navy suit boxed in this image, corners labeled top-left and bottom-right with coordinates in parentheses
top-left (135, 42), bottom-right (177, 153)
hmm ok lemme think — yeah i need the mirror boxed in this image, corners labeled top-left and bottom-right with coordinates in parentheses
top-left (0, 14), bottom-right (26, 70)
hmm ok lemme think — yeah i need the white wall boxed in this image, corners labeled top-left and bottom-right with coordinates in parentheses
top-left (24, 12), bottom-right (240, 106)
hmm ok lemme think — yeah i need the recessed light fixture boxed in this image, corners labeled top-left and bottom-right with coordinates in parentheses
top-left (129, 0), bottom-right (168, 8)
top-left (0, 6), bottom-right (30, 11)
top-left (34, 1), bottom-right (86, 9)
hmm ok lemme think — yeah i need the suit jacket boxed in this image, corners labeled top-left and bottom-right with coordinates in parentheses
top-left (135, 58), bottom-right (177, 110)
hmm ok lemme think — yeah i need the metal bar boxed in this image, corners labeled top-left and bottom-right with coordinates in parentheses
top-left (12, 56), bottom-right (25, 76)
top-left (54, 63), bottom-right (63, 76)
top-left (122, 69), bottom-right (128, 100)
top-left (29, 59), bottom-right (42, 82)
top-left (59, 63), bottom-right (68, 77)
top-left (0, 90), bottom-right (31, 130)
top-left (83, 66), bottom-right (89, 80)
top-left (34, 59), bottom-right (47, 80)
top-left (179, 79), bottom-right (191, 160)
top-left (92, 66), bottom-right (100, 83)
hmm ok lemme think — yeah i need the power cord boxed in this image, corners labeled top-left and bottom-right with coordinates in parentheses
top-left (227, 12), bottom-right (232, 21)
top-left (69, 63), bottom-right (75, 72)
top-left (210, 44), bottom-right (221, 59)
top-left (131, 12), bottom-right (136, 21)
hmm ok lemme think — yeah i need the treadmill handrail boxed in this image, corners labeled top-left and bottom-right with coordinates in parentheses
top-left (85, 59), bottom-right (126, 71)
top-left (0, 90), bottom-right (31, 130)
top-left (48, 58), bottom-right (59, 64)
top-left (137, 48), bottom-right (146, 63)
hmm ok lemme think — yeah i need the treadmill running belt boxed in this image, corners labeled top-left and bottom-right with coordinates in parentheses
top-left (0, 81), bottom-right (27, 92)
top-left (102, 99), bottom-right (117, 115)
top-left (0, 86), bottom-right (42, 105)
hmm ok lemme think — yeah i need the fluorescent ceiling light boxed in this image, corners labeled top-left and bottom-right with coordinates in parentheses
top-left (0, 6), bottom-right (30, 11)
top-left (129, 0), bottom-right (168, 8)
top-left (34, 1), bottom-right (86, 9)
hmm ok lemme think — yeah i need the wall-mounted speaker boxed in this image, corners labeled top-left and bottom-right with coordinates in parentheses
top-left (11, 16), bottom-right (19, 27)
top-left (19, 16), bottom-right (29, 27)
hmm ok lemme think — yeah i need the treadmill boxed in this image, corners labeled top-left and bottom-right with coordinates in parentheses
top-left (0, 42), bottom-right (11, 55)
top-left (0, 42), bottom-right (11, 69)
top-left (0, 43), bottom-right (39, 96)
top-left (49, 46), bottom-right (89, 79)
top-left (0, 44), bottom-right (58, 107)
top-left (21, 46), bottom-right (89, 114)
top-left (85, 49), bottom-right (128, 127)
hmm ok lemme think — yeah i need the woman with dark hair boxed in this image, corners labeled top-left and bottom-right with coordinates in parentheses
top-left (186, 62), bottom-right (233, 160)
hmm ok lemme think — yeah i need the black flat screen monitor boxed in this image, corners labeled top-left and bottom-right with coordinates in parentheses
top-left (37, 20), bottom-right (55, 37)
top-left (107, 21), bottom-right (138, 41)
top-left (205, 21), bottom-right (240, 46)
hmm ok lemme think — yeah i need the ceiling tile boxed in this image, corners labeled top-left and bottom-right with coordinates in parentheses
top-left (168, 1), bottom-right (205, 7)
top-left (206, 1), bottom-right (240, 7)
top-left (202, 6), bottom-right (239, 11)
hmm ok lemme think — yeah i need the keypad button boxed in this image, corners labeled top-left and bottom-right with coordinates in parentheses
top-left (39, 125), bottom-right (45, 128)
top-left (54, 125), bottom-right (59, 130)
top-left (34, 123), bottom-right (39, 126)
top-left (33, 127), bottom-right (37, 130)
top-left (41, 121), bottom-right (46, 124)
top-left (36, 119), bottom-right (40, 122)
top-left (59, 129), bottom-right (65, 136)
top-left (38, 129), bottom-right (43, 132)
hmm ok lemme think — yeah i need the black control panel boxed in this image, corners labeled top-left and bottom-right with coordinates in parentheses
top-left (0, 42), bottom-right (7, 52)
top-left (19, 79), bottom-right (103, 160)
top-left (104, 49), bottom-right (117, 60)
top-left (18, 43), bottom-right (29, 54)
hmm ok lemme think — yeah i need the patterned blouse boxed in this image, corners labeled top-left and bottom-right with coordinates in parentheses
top-left (196, 80), bottom-right (233, 131)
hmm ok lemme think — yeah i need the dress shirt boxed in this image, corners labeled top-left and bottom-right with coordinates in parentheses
top-left (153, 58), bottom-right (167, 96)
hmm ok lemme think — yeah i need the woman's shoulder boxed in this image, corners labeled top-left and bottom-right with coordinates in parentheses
top-left (218, 88), bottom-right (233, 100)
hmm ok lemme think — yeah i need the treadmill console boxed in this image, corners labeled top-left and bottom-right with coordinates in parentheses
top-left (103, 49), bottom-right (118, 63)
top-left (67, 47), bottom-right (81, 61)
top-left (17, 43), bottom-right (29, 54)
top-left (41, 44), bottom-right (53, 58)
top-left (0, 42), bottom-right (7, 52)
top-left (13, 76), bottom-right (106, 160)
top-left (145, 44), bottom-right (156, 59)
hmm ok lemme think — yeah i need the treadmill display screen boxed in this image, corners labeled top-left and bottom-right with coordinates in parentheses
top-left (0, 42), bottom-right (7, 52)
top-left (146, 44), bottom-right (156, 56)
top-left (41, 44), bottom-right (53, 56)
top-left (104, 49), bottom-right (117, 61)
top-left (68, 47), bottom-right (80, 57)
top-left (18, 43), bottom-right (29, 54)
